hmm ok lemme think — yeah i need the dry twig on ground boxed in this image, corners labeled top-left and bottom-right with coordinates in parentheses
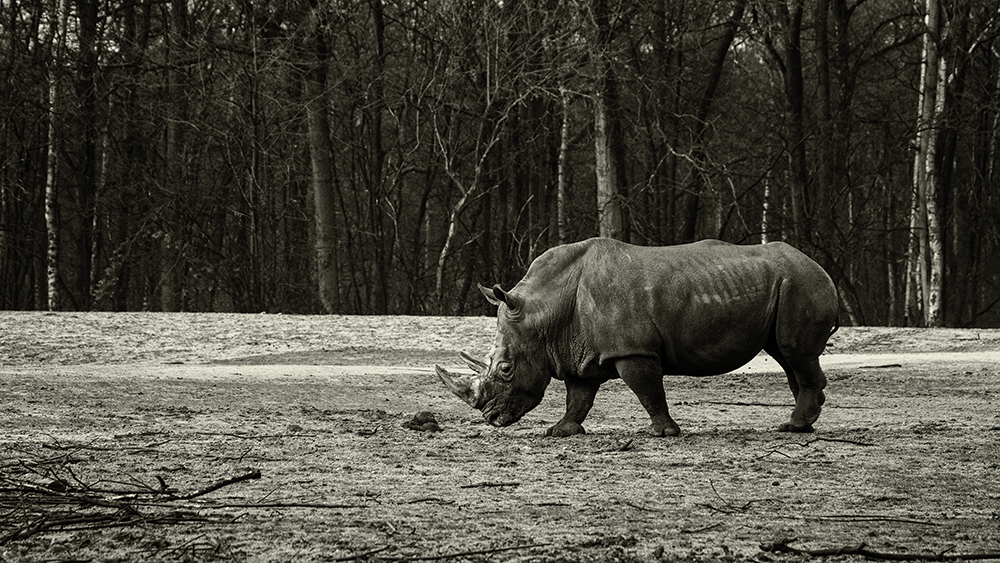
top-left (761, 538), bottom-right (1000, 561)
top-left (0, 460), bottom-right (261, 545)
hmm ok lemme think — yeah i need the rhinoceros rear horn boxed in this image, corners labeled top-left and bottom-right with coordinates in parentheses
top-left (460, 351), bottom-right (488, 374)
top-left (435, 365), bottom-right (481, 408)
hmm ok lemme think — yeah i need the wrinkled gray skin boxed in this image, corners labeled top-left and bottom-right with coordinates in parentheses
top-left (436, 238), bottom-right (839, 437)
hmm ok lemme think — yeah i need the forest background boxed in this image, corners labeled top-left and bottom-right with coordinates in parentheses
top-left (1, 0), bottom-right (998, 326)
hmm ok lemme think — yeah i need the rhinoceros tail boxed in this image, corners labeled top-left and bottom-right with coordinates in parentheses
top-left (829, 286), bottom-right (842, 339)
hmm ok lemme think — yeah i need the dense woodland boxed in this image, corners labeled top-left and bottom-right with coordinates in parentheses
top-left (1, 0), bottom-right (999, 325)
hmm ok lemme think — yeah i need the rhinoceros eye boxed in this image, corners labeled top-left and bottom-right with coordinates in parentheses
top-left (497, 361), bottom-right (514, 381)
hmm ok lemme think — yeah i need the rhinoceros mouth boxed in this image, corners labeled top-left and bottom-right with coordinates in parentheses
top-left (483, 407), bottom-right (520, 428)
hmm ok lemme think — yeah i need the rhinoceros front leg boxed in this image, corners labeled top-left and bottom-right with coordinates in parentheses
top-left (546, 377), bottom-right (602, 437)
top-left (615, 357), bottom-right (681, 437)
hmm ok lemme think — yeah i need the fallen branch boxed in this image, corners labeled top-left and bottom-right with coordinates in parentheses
top-left (760, 539), bottom-right (1000, 561)
top-left (2, 514), bottom-right (115, 543)
top-left (168, 469), bottom-right (261, 501)
top-left (699, 480), bottom-right (758, 514)
top-left (810, 514), bottom-right (939, 526)
top-left (795, 437), bottom-right (875, 447)
top-left (695, 400), bottom-right (788, 407)
top-left (403, 497), bottom-right (454, 505)
top-left (387, 543), bottom-right (550, 561)
top-left (186, 501), bottom-right (366, 510)
top-left (755, 449), bottom-right (793, 461)
top-left (459, 481), bottom-right (520, 489)
top-left (0, 468), bottom-right (262, 545)
top-left (683, 400), bottom-right (871, 410)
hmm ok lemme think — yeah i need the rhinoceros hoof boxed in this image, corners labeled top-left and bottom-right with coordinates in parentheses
top-left (649, 423), bottom-right (681, 437)
top-left (777, 422), bottom-right (815, 433)
top-left (546, 421), bottom-right (586, 437)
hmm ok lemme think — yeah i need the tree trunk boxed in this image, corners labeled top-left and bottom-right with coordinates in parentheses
top-left (160, 0), bottom-right (187, 312)
top-left (593, 0), bottom-right (622, 240)
top-left (761, 178), bottom-right (771, 243)
top-left (74, 0), bottom-right (99, 309)
top-left (594, 88), bottom-right (622, 240)
top-left (45, 0), bottom-right (69, 310)
top-left (680, 0), bottom-right (746, 243)
top-left (434, 192), bottom-right (469, 313)
top-left (369, 0), bottom-right (389, 314)
top-left (557, 87), bottom-right (570, 245)
top-left (907, 0), bottom-right (945, 327)
top-left (432, 103), bottom-right (488, 312)
top-left (924, 49), bottom-right (946, 327)
top-left (782, 0), bottom-right (808, 244)
top-left (304, 16), bottom-right (340, 313)
top-left (813, 0), bottom-right (835, 250)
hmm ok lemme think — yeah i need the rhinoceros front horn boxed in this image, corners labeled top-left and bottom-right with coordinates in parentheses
top-left (435, 365), bottom-right (481, 408)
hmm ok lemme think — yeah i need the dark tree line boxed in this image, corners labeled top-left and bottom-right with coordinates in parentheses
top-left (1, 0), bottom-right (999, 325)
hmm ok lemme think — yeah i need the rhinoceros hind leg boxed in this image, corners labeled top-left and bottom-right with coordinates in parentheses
top-left (769, 353), bottom-right (826, 431)
top-left (616, 357), bottom-right (681, 438)
top-left (765, 336), bottom-right (828, 431)
top-left (787, 360), bottom-right (826, 429)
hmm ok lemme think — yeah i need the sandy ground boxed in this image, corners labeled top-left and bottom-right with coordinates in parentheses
top-left (0, 312), bottom-right (999, 562)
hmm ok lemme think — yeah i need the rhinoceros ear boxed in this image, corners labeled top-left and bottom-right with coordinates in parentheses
top-left (481, 283), bottom-right (522, 312)
top-left (478, 283), bottom-right (504, 307)
top-left (478, 283), bottom-right (500, 305)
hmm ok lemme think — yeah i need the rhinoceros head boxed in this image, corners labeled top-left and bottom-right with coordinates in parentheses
top-left (435, 283), bottom-right (552, 427)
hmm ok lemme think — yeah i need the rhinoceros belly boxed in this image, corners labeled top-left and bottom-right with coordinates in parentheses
top-left (657, 287), bottom-right (778, 376)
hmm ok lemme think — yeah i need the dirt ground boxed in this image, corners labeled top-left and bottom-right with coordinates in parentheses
top-left (0, 312), bottom-right (998, 562)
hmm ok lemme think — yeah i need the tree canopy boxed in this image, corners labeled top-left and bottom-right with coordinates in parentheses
top-left (1, 0), bottom-right (998, 326)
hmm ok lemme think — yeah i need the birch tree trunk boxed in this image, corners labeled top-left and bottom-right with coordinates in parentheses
top-left (557, 88), bottom-right (570, 245)
top-left (761, 178), bottom-right (771, 244)
top-left (594, 88), bottom-right (622, 240)
top-left (925, 52), bottom-right (947, 327)
top-left (906, 0), bottom-right (945, 327)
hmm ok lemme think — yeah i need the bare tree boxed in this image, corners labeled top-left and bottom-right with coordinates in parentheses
top-left (591, 0), bottom-right (623, 240)
top-left (679, 0), bottom-right (747, 243)
top-left (44, 0), bottom-right (70, 310)
top-left (302, 7), bottom-right (340, 313)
